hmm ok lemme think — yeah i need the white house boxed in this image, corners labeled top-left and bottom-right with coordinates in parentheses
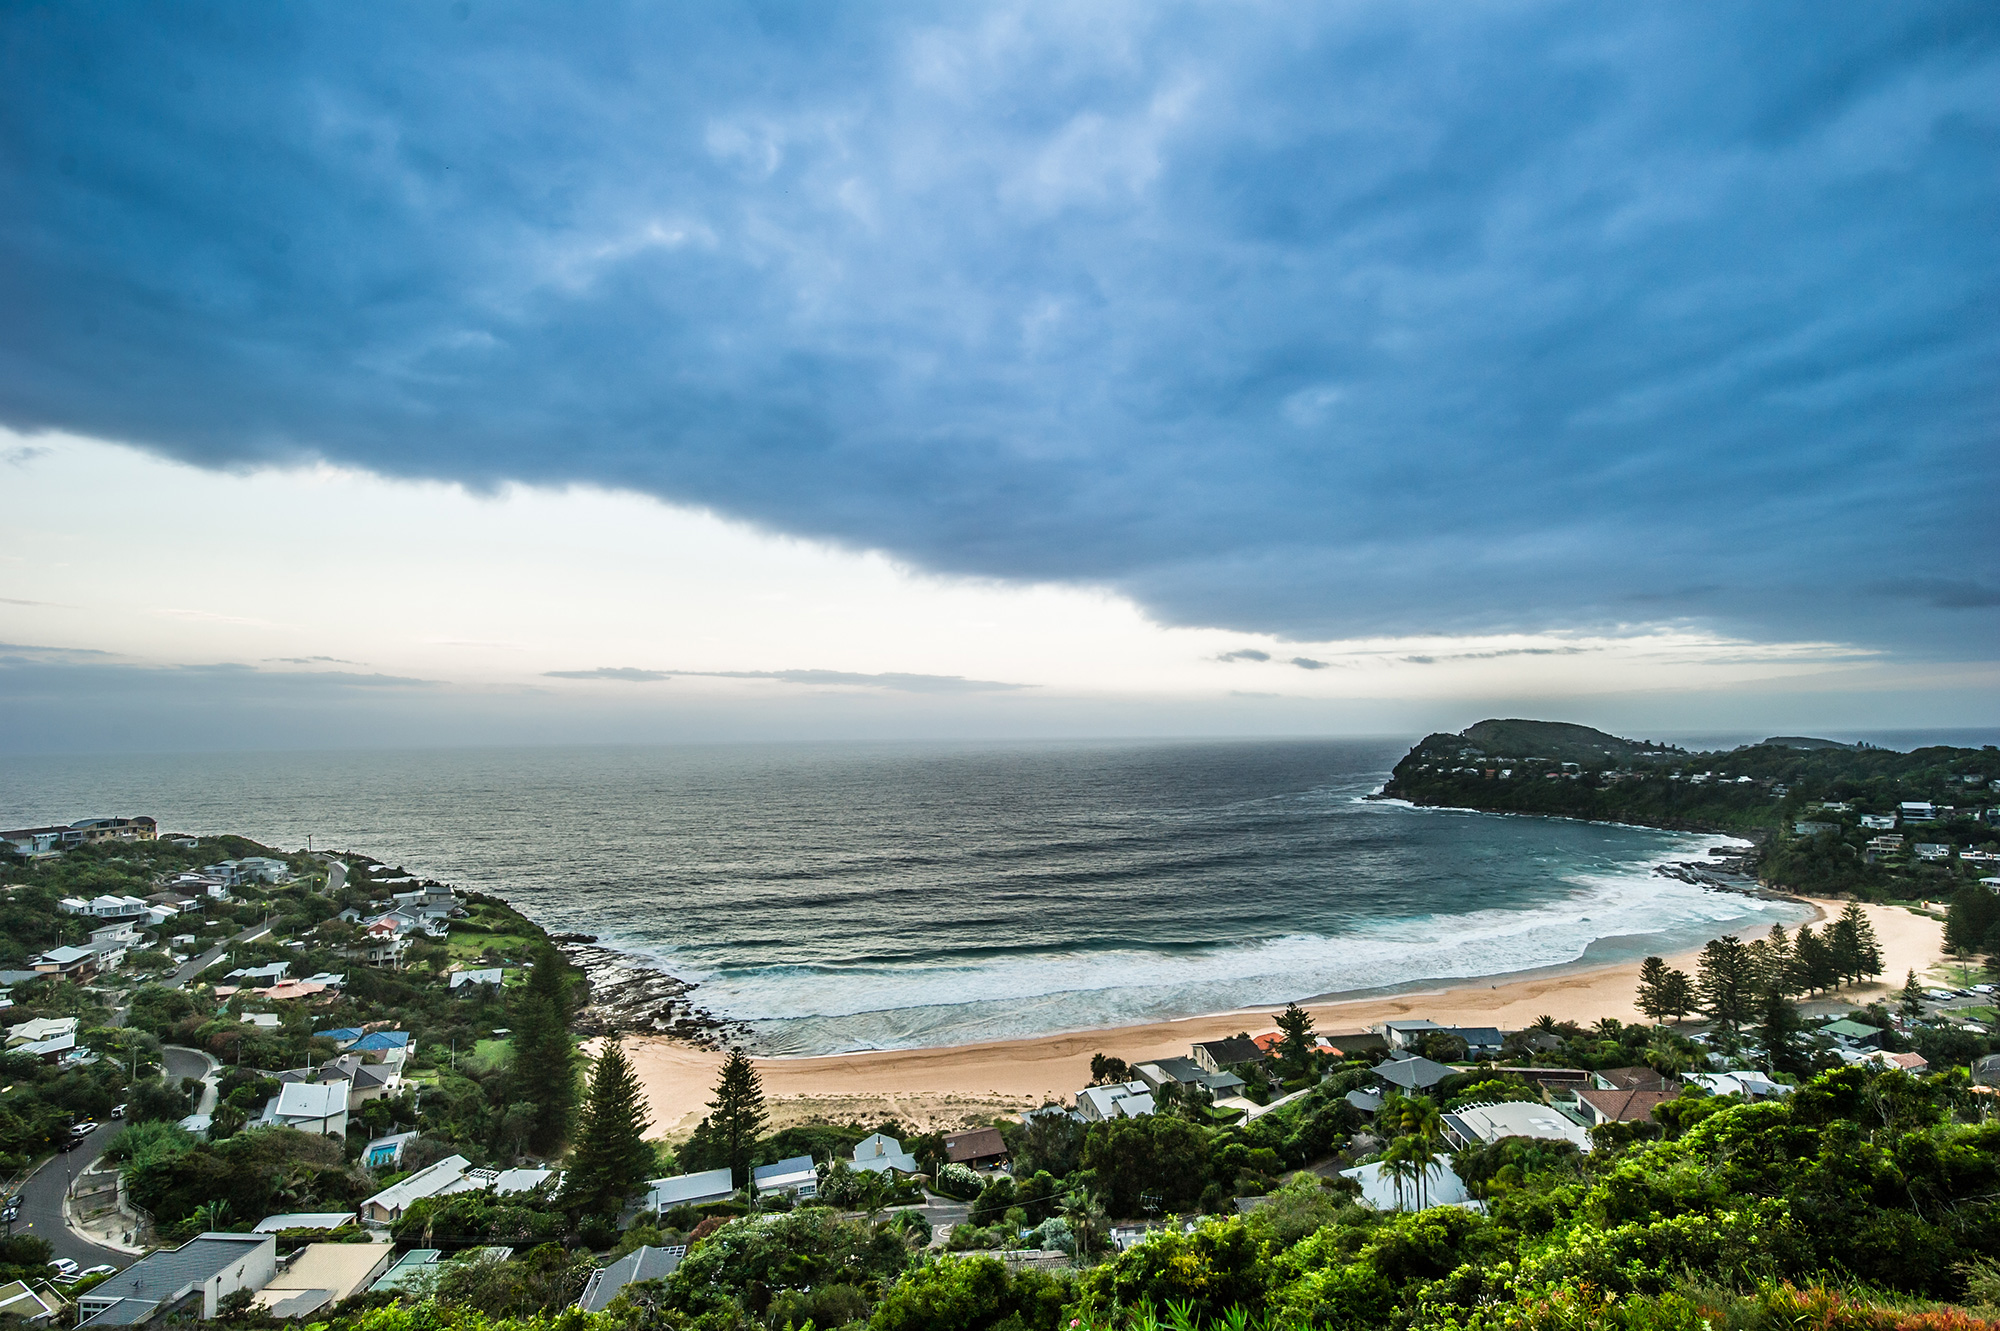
top-left (1076, 1080), bottom-right (1155, 1122)
top-left (644, 1168), bottom-right (736, 1211)
top-left (266, 1081), bottom-right (348, 1136)
top-left (1442, 1101), bottom-right (1591, 1153)
top-left (359, 1156), bottom-right (473, 1224)
top-left (752, 1155), bottom-right (818, 1198)
top-left (850, 1133), bottom-right (920, 1174)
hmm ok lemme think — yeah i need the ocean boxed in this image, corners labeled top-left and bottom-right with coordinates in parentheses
top-left (0, 738), bottom-right (1812, 1054)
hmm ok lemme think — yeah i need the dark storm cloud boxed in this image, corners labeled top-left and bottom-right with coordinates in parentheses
top-left (546, 666), bottom-right (1024, 693)
top-left (2, 3), bottom-right (1995, 655)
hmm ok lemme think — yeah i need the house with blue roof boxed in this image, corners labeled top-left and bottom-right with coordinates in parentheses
top-left (351, 1031), bottom-right (409, 1052)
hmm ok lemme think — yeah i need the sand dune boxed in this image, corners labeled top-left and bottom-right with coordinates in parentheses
top-left (613, 897), bottom-right (1945, 1140)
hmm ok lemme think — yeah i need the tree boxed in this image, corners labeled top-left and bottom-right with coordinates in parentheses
top-left (1635, 957), bottom-right (1675, 1022)
top-left (1658, 966), bottom-right (1696, 1024)
top-left (1089, 1054), bottom-right (1130, 1086)
top-left (707, 1048), bottom-right (768, 1190)
top-left (511, 945), bottom-right (580, 1154)
top-left (1756, 989), bottom-right (1807, 1077)
top-left (561, 1040), bottom-right (654, 1219)
top-left (1791, 925), bottom-right (1839, 996)
top-left (1831, 903), bottom-right (1885, 987)
top-left (1695, 936), bottom-right (1757, 1035)
top-left (1274, 1002), bottom-right (1317, 1078)
top-left (1760, 924), bottom-right (1796, 995)
top-left (1898, 969), bottom-right (1928, 1020)
top-left (1380, 1095), bottom-right (1443, 1209)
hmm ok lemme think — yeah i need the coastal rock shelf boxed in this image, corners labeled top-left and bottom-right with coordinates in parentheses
top-left (560, 942), bottom-right (749, 1048)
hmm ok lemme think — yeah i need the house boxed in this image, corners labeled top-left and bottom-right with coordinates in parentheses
top-left (2, 828), bottom-right (69, 858)
top-left (1191, 1036), bottom-right (1265, 1074)
top-left (278, 1054), bottom-right (398, 1111)
top-left (350, 1031), bottom-right (411, 1058)
top-left (1823, 1019), bottom-right (1888, 1050)
top-left (257, 981), bottom-right (330, 1003)
top-left (1575, 1087), bottom-right (1677, 1127)
top-left (944, 1127), bottom-right (1009, 1170)
top-left (752, 1156), bottom-right (818, 1198)
top-left (1684, 1071), bottom-right (1792, 1100)
top-left (0, 1278), bottom-right (63, 1322)
top-left (317, 1027), bottom-right (366, 1048)
top-left (1439, 1026), bottom-right (1505, 1057)
top-left (360, 1156), bottom-right (473, 1224)
top-left (1374, 1020), bottom-right (1443, 1050)
top-left (1591, 1066), bottom-right (1678, 1093)
top-left (449, 968), bottom-right (505, 991)
top-left (363, 1132), bottom-right (419, 1170)
top-left (1339, 1160), bottom-right (1474, 1212)
top-left (1860, 814), bottom-right (1897, 830)
top-left (75, 1232), bottom-right (276, 1326)
top-left (1443, 1100), bottom-right (1591, 1153)
top-left (84, 895), bottom-right (151, 920)
top-left (5, 817), bottom-right (156, 857)
top-left (250, 1243), bottom-right (396, 1318)
top-left (1914, 844), bottom-right (1952, 862)
top-left (643, 1168), bottom-right (736, 1211)
top-left (1900, 802), bottom-right (1938, 824)
top-left (240, 1014), bottom-right (281, 1029)
top-left (1076, 1081), bottom-right (1155, 1122)
top-left (226, 963), bottom-right (290, 984)
top-left (7, 1016), bottom-right (77, 1046)
top-left (1871, 1050), bottom-right (1929, 1072)
top-left (577, 1246), bottom-right (687, 1314)
top-left (851, 1132), bottom-right (920, 1174)
top-left (265, 1081), bottom-right (348, 1136)
top-left (369, 1250), bottom-right (442, 1295)
top-left (252, 1213), bottom-right (357, 1235)
top-left (1373, 1052), bottom-right (1455, 1094)
top-left (32, 945), bottom-right (101, 979)
top-left (1134, 1056), bottom-right (1245, 1098)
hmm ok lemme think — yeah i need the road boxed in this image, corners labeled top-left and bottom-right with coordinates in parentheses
top-left (320, 855), bottom-right (347, 897)
top-left (164, 921), bottom-right (271, 991)
top-left (162, 1047), bottom-right (220, 1117)
top-left (11, 1124), bottom-right (131, 1271)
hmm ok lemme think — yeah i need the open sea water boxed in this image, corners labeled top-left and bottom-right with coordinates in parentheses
top-left (0, 738), bottom-right (1814, 1054)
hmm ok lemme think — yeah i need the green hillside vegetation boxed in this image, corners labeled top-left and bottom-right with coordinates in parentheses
top-left (1382, 721), bottom-right (2000, 900)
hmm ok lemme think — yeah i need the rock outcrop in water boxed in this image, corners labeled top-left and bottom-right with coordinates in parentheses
top-left (558, 941), bottom-right (752, 1047)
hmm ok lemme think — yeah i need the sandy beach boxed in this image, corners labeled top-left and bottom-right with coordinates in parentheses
top-left (614, 897), bottom-right (1947, 1139)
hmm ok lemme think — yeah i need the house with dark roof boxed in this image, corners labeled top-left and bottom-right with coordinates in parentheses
top-left (1575, 1087), bottom-right (1677, 1127)
top-left (944, 1127), bottom-right (1008, 1170)
top-left (1591, 1066), bottom-right (1678, 1093)
top-left (1191, 1036), bottom-right (1265, 1074)
top-left (76, 1232), bottom-right (276, 1326)
top-left (1373, 1052), bottom-right (1454, 1093)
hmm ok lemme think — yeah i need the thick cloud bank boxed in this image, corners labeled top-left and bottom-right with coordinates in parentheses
top-left (2, 2), bottom-right (1995, 653)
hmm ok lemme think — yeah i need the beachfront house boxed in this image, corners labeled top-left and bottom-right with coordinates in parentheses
top-left (944, 1127), bottom-right (1009, 1171)
top-left (644, 1168), bottom-right (736, 1211)
top-left (1191, 1036), bottom-right (1265, 1075)
top-left (1136, 1056), bottom-right (1246, 1099)
top-left (752, 1156), bottom-right (818, 1198)
top-left (1823, 1019), bottom-right (1888, 1051)
top-left (1684, 1071), bottom-right (1791, 1100)
top-left (1076, 1080), bottom-right (1155, 1122)
top-left (851, 1133), bottom-right (920, 1175)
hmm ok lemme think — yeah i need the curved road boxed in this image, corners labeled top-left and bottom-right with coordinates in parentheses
top-left (12, 1124), bottom-right (131, 1270)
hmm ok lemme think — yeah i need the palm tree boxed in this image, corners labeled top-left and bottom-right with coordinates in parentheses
top-left (1382, 1095), bottom-right (1444, 1208)
top-left (1379, 1138), bottom-right (1421, 1211)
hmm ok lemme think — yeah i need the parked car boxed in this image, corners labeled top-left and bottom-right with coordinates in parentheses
top-left (70, 1120), bottom-right (97, 1137)
top-left (2, 1205), bottom-right (20, 1223)
top-left (56, 1137), bottom-right (78, 1153)
top-left (109, 1103), bottom-right (126, 1119)
top-left (48, 1259), bottom-right (78, 1277)
top-left (78, 1265), bottom-right (115, 1280)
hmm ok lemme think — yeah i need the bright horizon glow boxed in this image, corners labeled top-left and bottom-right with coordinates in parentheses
top-left (5, 430), bottom-right (1993, 754)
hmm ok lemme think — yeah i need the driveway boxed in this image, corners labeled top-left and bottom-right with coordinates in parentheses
top-left (161, 1046), bottom-right (220, 1117)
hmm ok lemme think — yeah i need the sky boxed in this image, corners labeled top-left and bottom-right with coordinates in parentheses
top-left (1, 2), bottom-right (1995, 752)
